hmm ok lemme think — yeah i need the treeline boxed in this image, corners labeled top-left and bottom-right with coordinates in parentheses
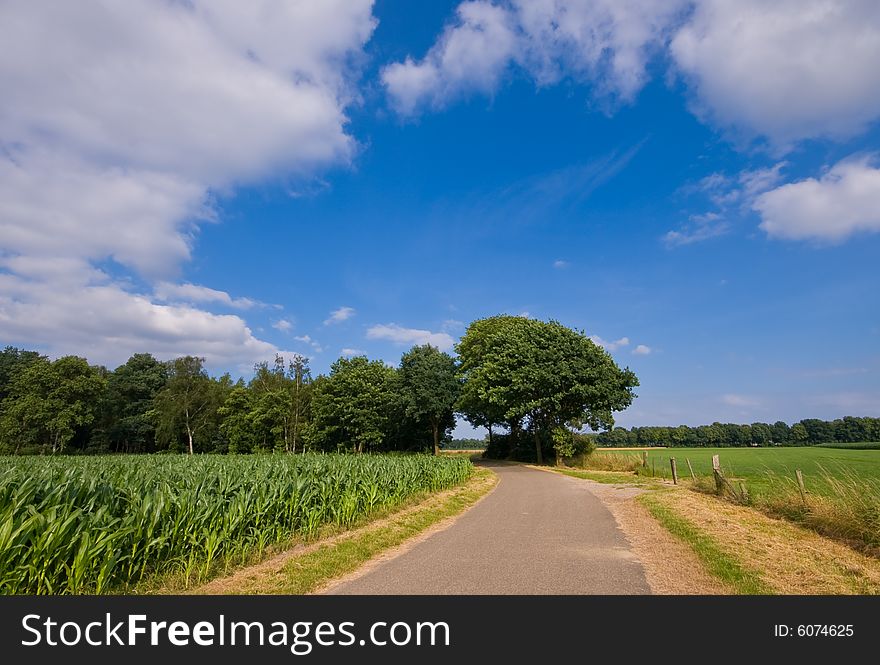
top-left (594, 418), bottom-right (880, 448)
top-left (0, 346), bottom-right (458, 456)
top-left (0, 315), bottom-right (639, 460)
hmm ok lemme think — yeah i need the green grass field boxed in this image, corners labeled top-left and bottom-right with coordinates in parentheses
top-left (594, 446), bottom-right (880, 496)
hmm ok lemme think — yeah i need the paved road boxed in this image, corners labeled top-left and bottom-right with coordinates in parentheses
top-left (326, 461), bottom-right (650, 594)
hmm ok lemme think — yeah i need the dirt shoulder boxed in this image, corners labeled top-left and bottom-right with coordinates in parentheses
top-left (543, 466), bottom-right (880, 595)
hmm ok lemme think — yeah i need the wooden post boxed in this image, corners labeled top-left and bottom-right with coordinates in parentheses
top-left (670, 457), bottom-right (678, 485)
top-left (712, 454), bottom-right (725, 494)
top-left (651, 460), bottom-right (656, 477)
top-left (739, 482), bottom-right (749, 503)
top-left (686, 458), bottom-right (696, 481)
top-left (795, 469), bottom-right (807, 505)
top-left (641, 450), bottom-right (648, 468)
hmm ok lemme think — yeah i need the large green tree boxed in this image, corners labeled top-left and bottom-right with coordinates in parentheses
top-left (311, 356), bottom-right (397, 453)
top-left (0, 355), bottom-right (106, 454)
top-left (457, 316), bottom-right (639, 464)
top-left (398, 345), bottom-right (459, 455)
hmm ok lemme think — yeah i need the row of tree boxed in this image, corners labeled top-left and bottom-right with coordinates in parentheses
top-left (0, 316), bottom-right (640, 460)
top-left (593, 417), bottom-right (880, 448)
top-left (0, 346), bottom-right (458, 456)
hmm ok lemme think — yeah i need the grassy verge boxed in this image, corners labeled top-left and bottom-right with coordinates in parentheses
top-left (639, 493), bottom-right (773, 595)
top-left (554, 468), bottom-right (661, 487)
top-left (189, 467), bottom-right (497, 595)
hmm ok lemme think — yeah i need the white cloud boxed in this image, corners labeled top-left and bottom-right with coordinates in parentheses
top-left (382, 2), bottom-right (518, 115)
top-left (366, 324), bottom-right (455, 351)
top-left (154, 282), bottom-right (259, 310)
top-left (0, 2), bottom-right (375, 367)
top-left (294, 335), bottom-right (323, 354)
top-left (272, 319), bottom-right (293, 333)
top-left (340, 348), bottom-right (365, 357)
top-left (383, 0), bottom-right (687, 116)
top-left (0, 267), bottom-right (277, 368)
top-left (754, 155), bottom-right (880, 243)
top-left (670, 0), bottom-right (880, 146)
top-left (553, 259), bottom-right (570, 269)
top-left (589, 335), bottom-right (630, 352)
top-left (632, 344), bottom-right (652, 355)
top-left (386, 1), bottom-right (880, 148)
top-left (324, 306), bottom-right (356, 325)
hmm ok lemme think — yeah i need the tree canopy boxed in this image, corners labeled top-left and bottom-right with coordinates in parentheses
top-left (456, 316), bottom-right (639, 463)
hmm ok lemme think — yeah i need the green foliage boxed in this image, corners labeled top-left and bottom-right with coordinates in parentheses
top-left (310, 356), bottom-right (398, 453)
top-left (0, 355), bottom-right (106, 454)
top-left (398, 345), bottom-right (459, 454)
top-left (594, 416), bottom-right (880, 448)
top-left (458, 316), bottom-right (638, 463)
top-left (0, 453), bottom-right (472, 594)
top-left (94, 353), bottom-right (168, 453)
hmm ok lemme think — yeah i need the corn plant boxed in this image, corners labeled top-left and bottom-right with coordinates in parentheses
top-left (0, 453), bottom-right (471, 594)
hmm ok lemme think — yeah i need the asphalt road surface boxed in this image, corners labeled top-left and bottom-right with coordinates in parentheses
top-left (326, 461), bottom-right (650, 594)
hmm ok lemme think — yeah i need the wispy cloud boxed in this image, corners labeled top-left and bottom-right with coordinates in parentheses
top-left (665, 163), bottom-right (787, 247)
top-left (340, 347), bottom-right (365, 357)
top-left (272, 318), bottom-right (293, 333)
top-left (324, 306), bottom-right (356, 326)
top-left (154, 282), bottom-right (261, 310)
top-left (366, 323), bottom-right (454, 351)
top-left (553, 259), bottom-right (569, 269)
top-left (294, 334), bottom-right (323, 354)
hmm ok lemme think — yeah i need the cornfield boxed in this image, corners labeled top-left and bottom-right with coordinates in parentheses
top-left (0, 453), bottom-right (472, 594)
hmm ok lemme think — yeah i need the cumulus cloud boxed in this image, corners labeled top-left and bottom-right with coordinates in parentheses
top-left (589, 335), bottom-right (630, 352)
top-left (366, 324), bottom-right (455, 351)
top-left (670, 0), bottom-right (880, 146)
top-left (272, 319), bottom-right (294, 333)
top-left (632, 344), bottom-right (652, 355)
top-left (553, 259), bottom-right (570, 269)
top-left (386, 1), bottom-right (880, 147)
top-left (0, 267), bottom-right (276, 368)
top-left (753, 155), bottom-right (880, 243)
top-left (324, 306), bottom-right (356, 325)
top-left (383, 0), bottom-right (687, 116)
top-left (340, 348), bottom-right (365, 357)
top-left (0, 1), bottom-right (375, 367)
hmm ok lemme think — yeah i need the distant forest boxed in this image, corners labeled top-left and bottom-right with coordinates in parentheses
top-left (592, 418), bottom-right (880, 448)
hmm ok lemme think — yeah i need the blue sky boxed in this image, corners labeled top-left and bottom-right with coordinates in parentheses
top-left (1, 1), bottom-right (879, 431)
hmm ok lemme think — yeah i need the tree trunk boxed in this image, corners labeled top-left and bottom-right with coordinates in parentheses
top-left (533, 430), bottom-right (543, 465)
top-left (186, 425), bottom-right (194, 455)
top-left (432, 422), bottom-right (440, 456)
top-left (488, 424), bottom-right (493, 446)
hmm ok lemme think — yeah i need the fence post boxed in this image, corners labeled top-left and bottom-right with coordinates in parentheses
top-left (795, 469), bottom-right (807, 506)
top-left (670, 457), bottom-right (678, 485)
top-left (686, 458), bottom-right (696, 481)
top-left (641, 450), bottom-right (648, 468)
top-left (712, 454), bottom-right (725, 494)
